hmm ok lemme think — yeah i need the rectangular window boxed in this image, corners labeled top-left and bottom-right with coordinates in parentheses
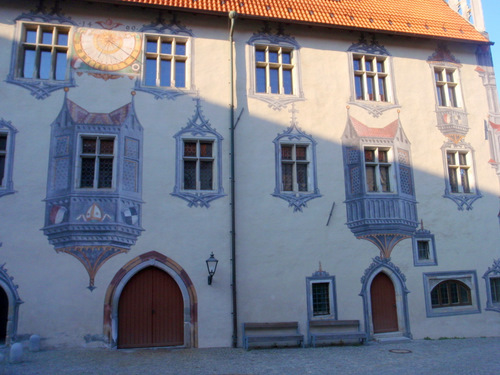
top-left (312, 282), bottom-right (330, 316)
top-left (281, 144), bottom-right (309, 192)
top-left (0, 134), bottom-right (7, 187)
top-left (417, 240), bottom-right (430, 260)
top-left (353, 55), bottom-right (389, 102)
top-left (183, 140), bottom-right (214, 191)
top-left (144, 36), bottom-right (188, 88)
top-left (447, 150), bottom-right (472, 193)
top-left (490, 277), bottom-right (500, 304)
top-left (434, 68), bottom-right (460, 107)
top-left (255, 45), bottom-right (294, 95)
top-left (79, 136), bottom-right (115, 189)
top-left (19, 24), bottom-right (70, 81)
top-left (364, 147), bottom-right (392, 192)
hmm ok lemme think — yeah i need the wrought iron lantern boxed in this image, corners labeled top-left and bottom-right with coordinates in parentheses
top-left (206, 252), bottom-right (218, 285)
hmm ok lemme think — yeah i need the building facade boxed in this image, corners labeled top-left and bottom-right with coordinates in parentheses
top-left (0, 0), bottom-right (498, 348)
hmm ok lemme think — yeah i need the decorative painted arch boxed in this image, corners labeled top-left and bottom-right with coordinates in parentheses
top-left (359, 257), bottom-right (411, 339)
top-left (103, 251), bottom-right (198, 348)
top-left (0, 263), bottom-right (23, 346)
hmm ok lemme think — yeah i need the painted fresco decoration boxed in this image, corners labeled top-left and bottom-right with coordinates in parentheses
top-left (172, 98), bottom-right (225, 208)
top-left (341, 114), bottom-right (418, 258)
top-left (134, 14), bottom-right (196, 100)
top-left (272, 105), bottom-right (321, 212)
top-left (347, 33), bottom-right (391, 56)
top-left (0, 261), bottom-right (23, 345)
top-left (6, 1), bottom-right (77, 99)
top-left (42, 91), bottom-right (144, 290)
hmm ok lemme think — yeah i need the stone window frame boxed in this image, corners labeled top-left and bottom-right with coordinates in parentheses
top-left (483, 259), bottom-right (500, 313)
top-left (306, 270), bottom-right (337, 321)
top-left (76, 135), bottom-right (117, 190)
top-left (423, 271), bottom-right (481, 318)
top-left (362, 146), bottom-right (396, 194)
top-left (432, 64), bottom-right (464, 109)
top-left (0, 119), bottom-right (17, 198)
top-left (412, 228), bottom-right (438, 267)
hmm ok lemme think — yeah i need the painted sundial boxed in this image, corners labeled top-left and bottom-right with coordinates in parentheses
top-left (74, 28), bottom-right (142, 72)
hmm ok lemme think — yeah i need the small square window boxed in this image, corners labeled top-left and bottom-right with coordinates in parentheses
top-left (412, 229), bottom-right (437, 266)
top-left (307, 273), bottom-right (337, 320)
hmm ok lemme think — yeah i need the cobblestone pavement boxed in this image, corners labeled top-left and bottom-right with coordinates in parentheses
top-left (0, 337), bottom-right (499, 375)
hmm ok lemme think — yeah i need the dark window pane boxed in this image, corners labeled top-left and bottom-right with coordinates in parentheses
top-left (378, 150), bottom-right (388, 163)
top-left (55, 51), bottom-right (67, 81)
top-left (378, 77), bottom-right (387, 101)
top-left (200, 161), bottom-right (213, 190)
top-left (100, 139), bottom-right (114, 155)
top-left (0, 155), bottom-right (5, 186)
top-left (269, 51), bottom-right (278, 63)
top-left (283, 69), bottom-right (292, 95)
top-left (255, 49), bottom-right (265, 62)
top-left (281, 163), bottom-right (293, 191)
top-left (446, 71), bottom-right (454, 82)
top-left (80, 158), bottom-right (95, 188)
top-left (431, 288), bottom-right (439, 306)
top-left (447, 152), bottom-right (456, 166)
top-left (355, 75), bottom-right (364, 100)
top-left (435, 69), bottom-right (443, 82)
top-left (417, 241), bottom-right (430, 260)
top-left (57, 32), bottom-right (68, 46)
top-left (440, 283), bottom-right (449, 305)
top-left (183, 160), bottom-right (196, 190)
top-left (366, 76), bottom-right (374, 100)
top-left (145, 58), bottom-right (157, 86)
top-left (282, 51), bottom-right (291, 64)
top-left (176, 43), bottom-right (186, 56)
top-left (380, 166), bottom-right (390, 192)
top-left (437, 86), bottom-right (446, 106)
top-left (184, 142), bottom-right (197, 157)
top-left (160, 59), bottom-right (171, 87)
top-left (364, 150), bottom-right (375, 162)
top-left (365, 166), bottom-right (376, 192)
top-left (269, 68), bottom-right (279, 94)
top-left (0, 135), bottom-right (6, 151)
top-left (377, 60), bottom-right (385, 72)
top-left (98, 158), bottom-right (113, 188)
top-left (490, 278), bottom-right (500, 303)
top-left (449, 86), bottom-right (457, 107)
top-left (175, 61), bottom-right (185, 88)
top-left (353, 58), bottom-right (362, 71)
top-left (297, 163), bottom-right (308, 192)
top-left (39, 50), bottom-right (52, 79)
top-left (460, 168), bottom-right (470, 193)
top-left (160, 41), bottom-right (172, 54)
top-left (146, 40), bottom-right (158, 53)
top-left (458, 153), bottom-right (467, 165)
top-left (82, 138), bottom-right (97, 154)
top-left (459, 284), bottom-right (470, 304)
top-left (281, 145), bottom-right (292, 160)
top-left (296, 146), bottom-right (307, 160)
top-left (312, 283), bottom-right (330, 316)
top-left (200, 142), bottom-right (212, 157)
top-left (25, 30), bottom-right (37, 43)
top-left (256, 67), bottom-right (266, 93)
top-left (42, 31), bottom-right (53, 44)
top-left (23, 49), bottom-right (36, 78)
top-left (448, 167), bottom-right (458, 193)
top-left (450, 283), bottom-right (459, 304)
top-left (365, 59), bottom-right (373, 72)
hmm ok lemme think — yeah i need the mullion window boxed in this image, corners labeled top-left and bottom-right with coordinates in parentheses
top-left (446, 150), bottom-right (471, 193)
top-left (256, 46), bottom-right (294, 95)
top-left (0, 134), bottom-right (7, 187)
top-left (183, 140), bottom-right (214, 191)
top-left (312, 282), bottom-right (330, 316)
top-left (364, 147), bottom-right (392, 192)
top-left (145, 36), bottom-right (187, 88)
top-left (491, 277), bottom-right (500, 303)
top-left (281, 144), bottom-right (309, 192)
top-left (79, 136), bottom-right (115, 189)
top-left (353, 55), bottom-right (388, 102)
top-left (21, 24), bottom-right (69, 81)
top-left (431, 280), bottom-right (471, 308)
top-left (435, 68), bottom-right (459, 107)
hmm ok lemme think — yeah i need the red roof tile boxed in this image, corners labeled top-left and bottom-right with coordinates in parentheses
top-left (89, 0), bottom-right (489, 43)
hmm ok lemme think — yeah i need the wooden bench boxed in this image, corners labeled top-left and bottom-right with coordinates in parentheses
top-left (242, 322), bottom-right (305, 350)
top-left (308, 319), bottom-right (367, 347)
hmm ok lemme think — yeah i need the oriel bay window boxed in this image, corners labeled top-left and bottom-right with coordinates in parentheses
top-left (79, 136), bottom-right (115, 189)
top-left (364, 147), bottom-right (392, 193)
top-left (353, 55), bottom-right (389, 102)
top-left (255, 45), bottom-right (294, 95)
top-left (145, 36), bottom-right (187, 88)
top-left (183, 140), bottom-right (214, 191)
top-left (20, 23), bottom-right (70, 81)
top-left (281, 144), bottom-right (309, 192)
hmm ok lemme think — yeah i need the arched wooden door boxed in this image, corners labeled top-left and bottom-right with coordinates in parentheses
top-left (0, 287), bottom-right (7, 344)
top-left (370, 272), bottom-right (398, 333)
top-left (118, 267), bottom-right (184, 348)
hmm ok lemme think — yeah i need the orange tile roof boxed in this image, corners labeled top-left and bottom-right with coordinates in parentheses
top-left (90, 0), bottom-right (490, 43)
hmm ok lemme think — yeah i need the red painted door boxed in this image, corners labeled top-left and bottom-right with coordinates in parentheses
top-left (370, 273), bottom-right (398, 333)
top-left (118, 267), bottom-right (184, 348)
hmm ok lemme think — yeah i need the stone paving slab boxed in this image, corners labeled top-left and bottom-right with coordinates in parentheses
top-left (0, 337), bottom-right (499, 375)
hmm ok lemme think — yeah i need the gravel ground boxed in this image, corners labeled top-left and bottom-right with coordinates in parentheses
top-left (0, 337), bottom-right (499, 375)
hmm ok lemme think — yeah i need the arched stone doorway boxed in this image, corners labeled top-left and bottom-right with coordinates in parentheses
top-left (0, 264), bottom-right (22, 346)
top-left (104, 251), bottom-right (198, 348)
top-left (360, 257), bottom-right (411, 339)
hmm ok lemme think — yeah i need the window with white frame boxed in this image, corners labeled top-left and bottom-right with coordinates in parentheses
top-left (434, 67), bottom-right (460, 107)
top-left (182, 140), bottom-right (214, 191)
top-left (144, 35), bottom-right (188, 88)
top-left (423, 271), bottom-right (480, 317)
top-left (353, 54), bottom-right (390, 102)
top-left (446, 150), bottom-right (473, 194)
top-left (364, 147), bottom-right (393, 193)
top-left (306, 272), bottom-right (337, 320)
top-left (79, 136), bottom-right (115, 189)
top-left (280, 144), bottom-right (309, 192)
top-left (18, 23), bottom-right (70, 81)
top-left (255, 45), bottom-right (294, 95)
